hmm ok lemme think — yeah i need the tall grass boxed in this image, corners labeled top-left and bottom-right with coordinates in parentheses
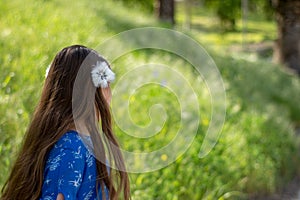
top-left (1, 0), bottom-right (299, 199)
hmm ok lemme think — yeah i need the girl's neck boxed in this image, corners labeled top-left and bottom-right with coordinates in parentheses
top-left (69, 121), bottom-right (91, 136)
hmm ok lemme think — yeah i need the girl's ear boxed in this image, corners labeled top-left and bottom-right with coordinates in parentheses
top-left (102, 85), bottom-right (112, 105)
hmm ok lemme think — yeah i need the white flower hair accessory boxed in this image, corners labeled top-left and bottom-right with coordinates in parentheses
top-left (91, 61), bottom-right (115, 88)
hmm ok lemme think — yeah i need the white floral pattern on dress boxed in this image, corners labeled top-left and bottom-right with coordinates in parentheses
top-left (40, 131), bottom-right (109, 200)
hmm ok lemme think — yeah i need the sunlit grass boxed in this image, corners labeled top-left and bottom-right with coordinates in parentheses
top-left (1, 0), bottom-right (300, 199)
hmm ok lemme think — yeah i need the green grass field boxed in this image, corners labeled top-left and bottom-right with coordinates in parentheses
top-left (1, 0), bottom-right (300, 199)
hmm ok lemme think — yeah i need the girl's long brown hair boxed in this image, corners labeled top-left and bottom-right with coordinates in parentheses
top-left (1, 45), bottom-right (130, 200)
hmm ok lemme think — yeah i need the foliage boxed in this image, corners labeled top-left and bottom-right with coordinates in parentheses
top-left (0, 0), bottom-right (299, 199)
top-left (115, 0), bottom-right (154, 12)
top-left (203, 0), bottom-right (274, 30)
top-left (204, 0), bottom-right (241, 30)
top-left (114, 50), bottom-right (300, 199)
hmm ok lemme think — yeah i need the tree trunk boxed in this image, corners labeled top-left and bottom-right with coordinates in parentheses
top-left (184, 0), bottom-right (192, 30)
top-left (157, 0), bottom-right (175, 25)
top-left (273, 0), bottom-right (300, 75)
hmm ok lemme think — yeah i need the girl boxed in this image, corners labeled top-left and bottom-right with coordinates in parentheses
top-left (1, 45), bottom-right (130, 200)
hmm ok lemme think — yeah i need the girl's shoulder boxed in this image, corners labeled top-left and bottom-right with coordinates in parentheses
top-left (56, 130), bottom-right (83, 147)
top-left (51, 130), bottom-right (90, 156)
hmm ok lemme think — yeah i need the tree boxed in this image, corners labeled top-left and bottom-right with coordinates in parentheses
top-left (119, 0), bottom-right (154, 12)
top-left (272, 0), bottom-right (300, 75)
top-left (156, 0), bottom-right (175, 25)
top-left (184, 0), bottom-right (193, 30)
top-left (118, 0), bottom-right (175, 25)
top-left (204, 0), bottom-right (274, 31)
top-left (204, 0), bottom-right (241, 30)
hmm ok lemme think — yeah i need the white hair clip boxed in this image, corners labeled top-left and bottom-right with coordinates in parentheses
top-left (91, 61), bottom-right (115, 88)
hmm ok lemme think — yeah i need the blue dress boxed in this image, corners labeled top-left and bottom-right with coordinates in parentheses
top-left (40, 130), bottom-right (108, 200)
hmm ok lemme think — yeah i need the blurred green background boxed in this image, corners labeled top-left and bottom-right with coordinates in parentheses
top-left (1, 0), bottom-right (300, 199)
